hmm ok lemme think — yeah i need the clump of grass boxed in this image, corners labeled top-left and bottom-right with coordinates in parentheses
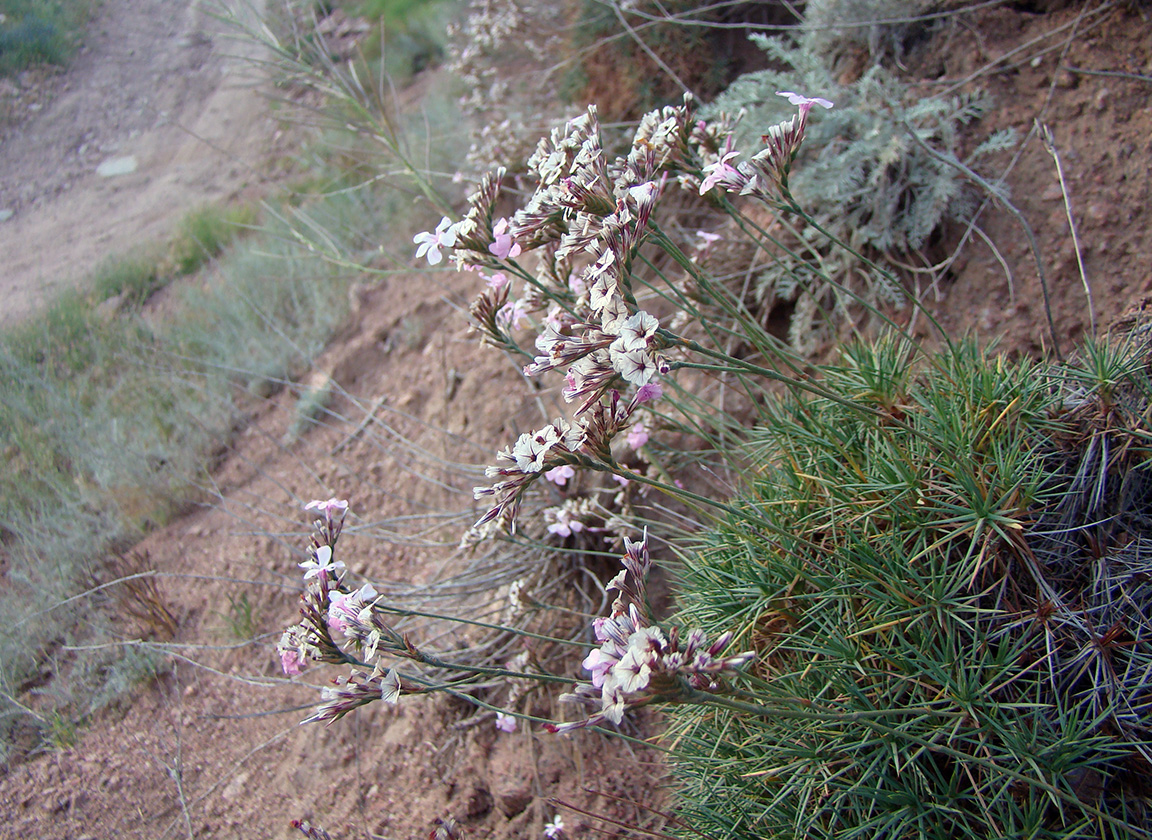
top-left (0, 15), bottom-right (63, 74)
top-left (0, 0), bottom-right (95, 76)
top-left (349, 0), bottom-right (455, 81)
top-left (91, 248), bottom-right (166, 306)
top-left (0, 189), bottom-right (364, 758)
top-left (220, 592), bottom-right (259, 641)
top-left (108, 551), bottom-right (179, 641)
top-left (170, 202), bottom-right (259, 276)
top-left (286, 374), bottom-right (335, 441)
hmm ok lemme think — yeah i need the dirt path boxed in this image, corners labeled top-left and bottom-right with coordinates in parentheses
top-left (0, 0), bottom-right (277, 326)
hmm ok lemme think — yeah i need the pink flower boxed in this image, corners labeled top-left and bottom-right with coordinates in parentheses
top-left (612, 475), bottom-right (630, 487)
top-left (413, 216), bottom-right (457, 265)
top-left (695, 230), bottom-right (722, 249)
top-left (582, 645), bottom-right (617, 688)
top-left (488, 218), bottom-right (522, 260)
top-left (485, 271), bottom-right (509, 290)
top-left (776, 91), bottom-right (834, 113)
top-left (634, 382), bottom-right (663, 404)
top-left (547, 507), bottom-right (585, 538)
top-left (627, 423), bottom-right (649, 450)
top-left (280, 649), bottom-right (303, 676)
top-left (497, 299), bottom-right (529, 330)
top-left (699, 150), bottom-right (743, 195)
top-left (543, 305), bottom-right (564, 330)
top-left (545, 465), bottom-right (575, 486)
top-left (495, 712), bottom-right (518, 733)
top-left (305, 498), bottom-right (348, 519)
top-left (327, 589), bottom-right (354, 634)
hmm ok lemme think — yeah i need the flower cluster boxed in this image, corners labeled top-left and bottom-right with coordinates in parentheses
top-left (415, 93), bottom-right (832, 535)
top-left (278, 498), bottom-right (353, 674)
top-left (547, 531), bottom-right (755, 733)
top-left (278, 498), bottom-right (430, 724)
top-left (468, 381), bottom-right (665, 536)
top-left (300, 666), bottom-right (405, 726)
top-left (699, 91), bottom-right (834, 202)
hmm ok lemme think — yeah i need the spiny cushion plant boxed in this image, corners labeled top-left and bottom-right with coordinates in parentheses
top-left (669, 334), bottom-right (1152, 839)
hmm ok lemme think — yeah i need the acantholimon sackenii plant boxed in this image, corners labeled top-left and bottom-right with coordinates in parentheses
top-left (276, 86), bottom-right (1152, 840)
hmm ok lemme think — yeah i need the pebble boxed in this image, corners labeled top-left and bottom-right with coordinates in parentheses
top-left (0, 208), bottom-right (12, 222)
top-left (96, 155), bottom-right (138, 177)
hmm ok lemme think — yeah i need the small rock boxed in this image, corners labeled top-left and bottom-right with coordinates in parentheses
top-left (96, 155), bottom-right (138, 177)
top-left (1053, 68), bottom-right (1078, 89)
top-left (0, 208), bottom-right (12, 222)
top-left (221, 770), bottom-right (250, 801)
top-left (1093, 87), bottom-right (1110, 111)
top-left (464, 785), bottom-right (493, 818)
top-left (492, 777), bottom-right (532, 818)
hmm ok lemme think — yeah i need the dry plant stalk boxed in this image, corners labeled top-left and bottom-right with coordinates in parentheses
top-left (108, 550), bottom-right (178, 641)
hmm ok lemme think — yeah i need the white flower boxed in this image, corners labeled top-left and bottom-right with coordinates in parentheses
top-left (304, 497), bottom-right (348, 517)
top-left (600, 680), bottom-right (627, 724)
top-left (616, 310), bottom-right (659, 352)
top-left (495, 712), bottom-right (518, 733)
top-left (511, 425), bottom-right (560, 473)
top-left (381, 668), bottom-right (402, 704)
top-left (776, 90), bottom-right (834, 111)
top-left (613, 647), bottom-right (652, 694)
top-left (298, 544), bottom-right (345, 581)
top-left (611, 347), bottom-right (657, 386)
top-left (413, 216), bottom-right (457, 265)
top-left (354, 582), bottom-right (379, 621)
top-left (544, 814), bottom-right (565, 839)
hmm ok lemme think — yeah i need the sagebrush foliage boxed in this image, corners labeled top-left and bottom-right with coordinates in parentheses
top-left (801, 0), bottom-right (945, 64)
top-left (706, 35), bottom-right (1013, 259)
top-left (701, 34), bottom-right (1013, 355)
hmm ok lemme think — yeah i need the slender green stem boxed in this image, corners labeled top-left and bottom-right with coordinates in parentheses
top-left (372, 604), bottom-right (588, 649)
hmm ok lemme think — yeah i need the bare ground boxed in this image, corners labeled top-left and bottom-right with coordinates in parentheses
top-left (0, 0), bottom-right (280, 326)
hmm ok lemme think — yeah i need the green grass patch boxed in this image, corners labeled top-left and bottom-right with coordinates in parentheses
top-left (0, 186), bottom-right (394, 759)
top-left (170, 202), bottom-right (260, 276)
top-left (0, 0), bottom-right (93, 75)
top-left (91, 248), bottom-right (166, 306)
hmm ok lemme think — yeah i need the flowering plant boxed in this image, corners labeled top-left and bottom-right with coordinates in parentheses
top-left (281, 503), bottom-right (754, 734)
top-left (409, 92), bottom-right (850, 541)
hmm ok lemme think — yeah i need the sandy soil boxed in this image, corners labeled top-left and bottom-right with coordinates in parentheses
top-left (0, 0), bottom-right (280, 326)
top-left (1, 1), bottom-right (1151, 839)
